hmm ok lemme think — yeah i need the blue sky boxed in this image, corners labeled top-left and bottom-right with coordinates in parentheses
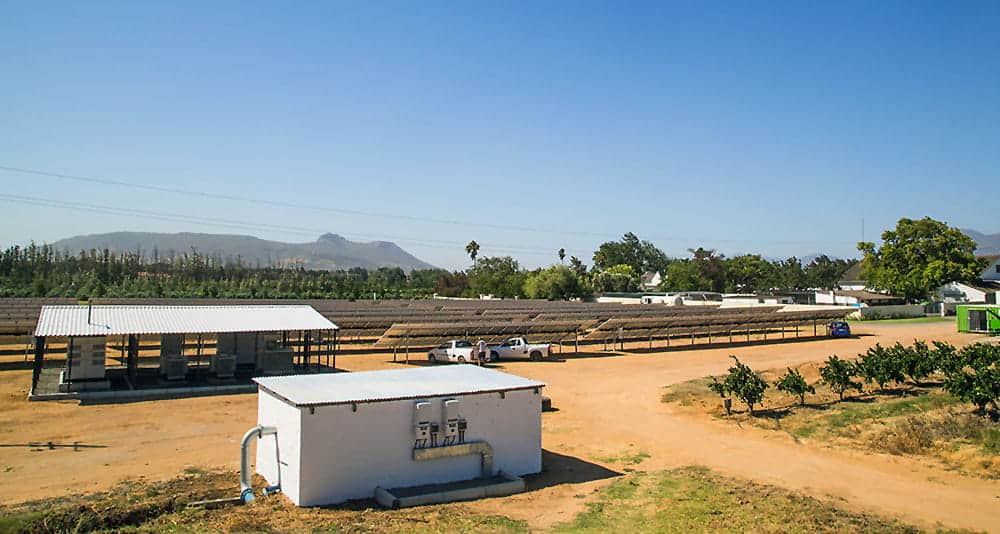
top-left (1, 1), bottom-right (998, 270)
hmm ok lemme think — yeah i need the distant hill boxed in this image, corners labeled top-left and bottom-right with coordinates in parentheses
top-left (50, 232), bottom-right (438, 272)
top-left (963, 229), bottom-right (1000, 256)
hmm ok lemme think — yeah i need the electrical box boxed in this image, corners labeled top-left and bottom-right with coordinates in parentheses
top-left (66, 336), bottom-right (107, 380)
top-left (443, 399), bottom-right (460, 443)
top-left (160, 334), bottom-right (184, 355)
top-left (159, 334), bottom-right (187, 380)
top-left (210, 352), bottom-right (237, 378)
top-left (413, 401), bottom-right (431, 446)
top-left (160, 353), bottom-right (188, 380)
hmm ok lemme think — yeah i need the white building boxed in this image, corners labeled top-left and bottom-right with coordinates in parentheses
top-left (640, 271), bottom-right (662, 290)
top-left (979, 255), bottom-right (1000, 282)
top-left (252, 365), bottom-right (544, 507)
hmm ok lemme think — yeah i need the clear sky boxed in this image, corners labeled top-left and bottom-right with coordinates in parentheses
top-left (1, 1), bottom-right (998, 270)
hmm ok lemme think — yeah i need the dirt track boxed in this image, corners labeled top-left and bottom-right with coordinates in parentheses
top-left (1, 321), bottom-right (997, 532)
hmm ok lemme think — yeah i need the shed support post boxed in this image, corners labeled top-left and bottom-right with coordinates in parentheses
top-left (333, 329), bottom-right (338, 370)
top-left (813, 319), bottom-right (817, 336)
top-left (304, 331), bottom-right (312, 372)
top-left (31, 336), bottom-right (45, 395)
top-left (574, 332), bottom-right (579, 355)
top-left (127, 334), bottom-right (138, 384)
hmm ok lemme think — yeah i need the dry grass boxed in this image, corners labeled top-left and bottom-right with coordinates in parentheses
top-left (0, 470), bottom-right (526, 534)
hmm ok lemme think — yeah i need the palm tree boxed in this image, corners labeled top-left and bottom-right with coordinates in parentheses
top-left (465, 240), bottom-right (480, 266)
top-left (558, 248), bottom-right (566, 264)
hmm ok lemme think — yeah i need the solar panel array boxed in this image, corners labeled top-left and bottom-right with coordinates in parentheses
top-left (0, 297), bottom-right (850, 352)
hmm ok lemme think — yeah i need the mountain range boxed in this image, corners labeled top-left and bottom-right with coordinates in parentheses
top-left (50, 232), bottom-right (437, 272)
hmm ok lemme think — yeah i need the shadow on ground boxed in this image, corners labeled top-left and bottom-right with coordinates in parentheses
top-left (523, 449), bottom-right (622, 491)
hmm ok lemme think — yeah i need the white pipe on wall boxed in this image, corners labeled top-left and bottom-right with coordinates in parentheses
top-left (240, 425), bottom-right (279, 503)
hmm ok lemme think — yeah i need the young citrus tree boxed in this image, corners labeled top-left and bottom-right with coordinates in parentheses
top-left (775, 367), bottom-right (815, 405)
top-left (942, 343), bottom-right (1000, 416)
top-left (820, 355), bottom-right (862, 401)
top-left (721, 356), bottom-right (768, 415)
top-left (855, 344), bottom-right (906, 393)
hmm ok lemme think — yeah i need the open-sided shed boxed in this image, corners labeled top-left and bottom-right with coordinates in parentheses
top-left (30, 305), bottom-right (339, 396)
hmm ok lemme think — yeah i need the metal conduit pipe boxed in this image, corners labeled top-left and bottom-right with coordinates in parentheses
top-left (240, 425), bottom-right (279, 503)
top-left (412, 441), bottom-right (494, 478)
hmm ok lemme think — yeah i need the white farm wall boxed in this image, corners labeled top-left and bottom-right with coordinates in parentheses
top-left (256, 391), bottom-right (303, 505)
top-left (270, 388), bottom-right (542, 507)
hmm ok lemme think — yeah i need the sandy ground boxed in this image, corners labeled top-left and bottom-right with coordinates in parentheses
top-left (1, 321), bottom-right (997, 532)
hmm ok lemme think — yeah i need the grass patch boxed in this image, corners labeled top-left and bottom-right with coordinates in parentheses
top-left (553, 466), bottom-right (957, 533)
top-left (824, 393), bottom-right (962, 434)
top-left (594, 450), bottom-right (651, 466)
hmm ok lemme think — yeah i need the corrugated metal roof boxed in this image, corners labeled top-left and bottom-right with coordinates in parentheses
top-left (254, 366), bottom-right (545, 407)
top-left (34, 305), bottom-right (339, 337)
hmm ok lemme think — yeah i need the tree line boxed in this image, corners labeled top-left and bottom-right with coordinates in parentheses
top-left (1, 216), bottom-right (981, 300)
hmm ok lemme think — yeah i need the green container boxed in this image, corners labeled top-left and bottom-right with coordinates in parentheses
top-left (956, 304), bottom-right (1000, 333)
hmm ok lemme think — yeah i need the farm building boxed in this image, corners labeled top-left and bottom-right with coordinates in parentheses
top-left (956, 304), bottom-right (1000, 334)
top-left (250, 365), bottom-right (544, 507)
top-left (30, 305), bottom-right (338, 400)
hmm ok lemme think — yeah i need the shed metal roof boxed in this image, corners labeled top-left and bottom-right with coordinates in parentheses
top-left (34, 305), bottom-right (339, 337)
top-left (254, 365), bottom-right (545, 407)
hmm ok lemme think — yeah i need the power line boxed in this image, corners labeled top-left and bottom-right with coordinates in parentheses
top-left (0, 164), bottom-right (858, 246)
top-left (0, 193), bottom-right (593, 258)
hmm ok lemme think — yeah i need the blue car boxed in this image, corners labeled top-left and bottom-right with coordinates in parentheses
top-left (827, 321), bottom-right (851, 338)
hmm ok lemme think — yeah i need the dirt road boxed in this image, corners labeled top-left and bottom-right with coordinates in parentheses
top-left (1, 321), bottom-right (996, 532)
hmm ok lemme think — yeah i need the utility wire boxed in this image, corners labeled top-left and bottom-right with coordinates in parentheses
top-left (0, 193), bottom-right (593, 258)
top-left (0, 164), bottom-right (857, 246)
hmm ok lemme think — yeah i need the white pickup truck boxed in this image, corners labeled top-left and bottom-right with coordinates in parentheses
top-left (427, 340), bottom-right (479, 364)
top-left (489, 337), bottom-right (552, 361)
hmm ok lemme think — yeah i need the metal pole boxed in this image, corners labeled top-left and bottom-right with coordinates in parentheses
top-left (66, 337), bottom-right (74, 392)
top-left (31, 336), bottom-right (45, 395)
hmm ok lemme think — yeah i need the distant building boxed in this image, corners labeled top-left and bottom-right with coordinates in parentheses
top-left (979, 255), bottom-right (1000, 282)
top-left (640, 271), bottom-right (662, 290)
top-left (937, 281), bottom-right (1000, 305)
top-left (837, 263), bottom-right (866, 291)
top-left (815, 290), bottom-right (905, 306)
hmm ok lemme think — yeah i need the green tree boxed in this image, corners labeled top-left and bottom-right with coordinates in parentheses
top-left (720, 356), bottom-right (769, 415)
top-left (660, 260), bottom-right (711, 291)
top-left (855, 344), bottom-right (907, 392)
top-left (592, 233), bottom-right (669, 275)
top-left (775, 367), bottom-right (815, 405)
top-left (523, 265), bottom-right (585, 300)
top-left (775, 257), bottom-right (807, 290)
top-left (591, 263), bottom-right (640, 293)
top-left (820, 355), bottom-right (862, 401)
top-left (468, 256), bottom-right (525, 298)
top-left (805, 255), bottom-right (856, 289)
top-left (942, 343), bottom-right (1000, 416)
top-left (558, 248), bottom-right (566, 264)
top-left (465, 240), bottom-right (480, 266)
top-left (724, 254), bottom-right (777, 293)
top-left (857, 217), bottom-right (985, 301)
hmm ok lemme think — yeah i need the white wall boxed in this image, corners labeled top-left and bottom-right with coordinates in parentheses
top-left (815, 291), bottom-right (860, 306)
top-left (937, 282), bottom-right (987, 303)
top-left (257, 391), bottom-right (303, 505)
top-left (850, 304), bottom-right (925, 319)
top-left (258, 388), bottom-right (542, 506)
top-left (982, 259), bottom-right (1000, 282)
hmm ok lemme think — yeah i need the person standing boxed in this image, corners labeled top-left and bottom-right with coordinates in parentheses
top-left (476, 339), bottom-right (488, 365)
